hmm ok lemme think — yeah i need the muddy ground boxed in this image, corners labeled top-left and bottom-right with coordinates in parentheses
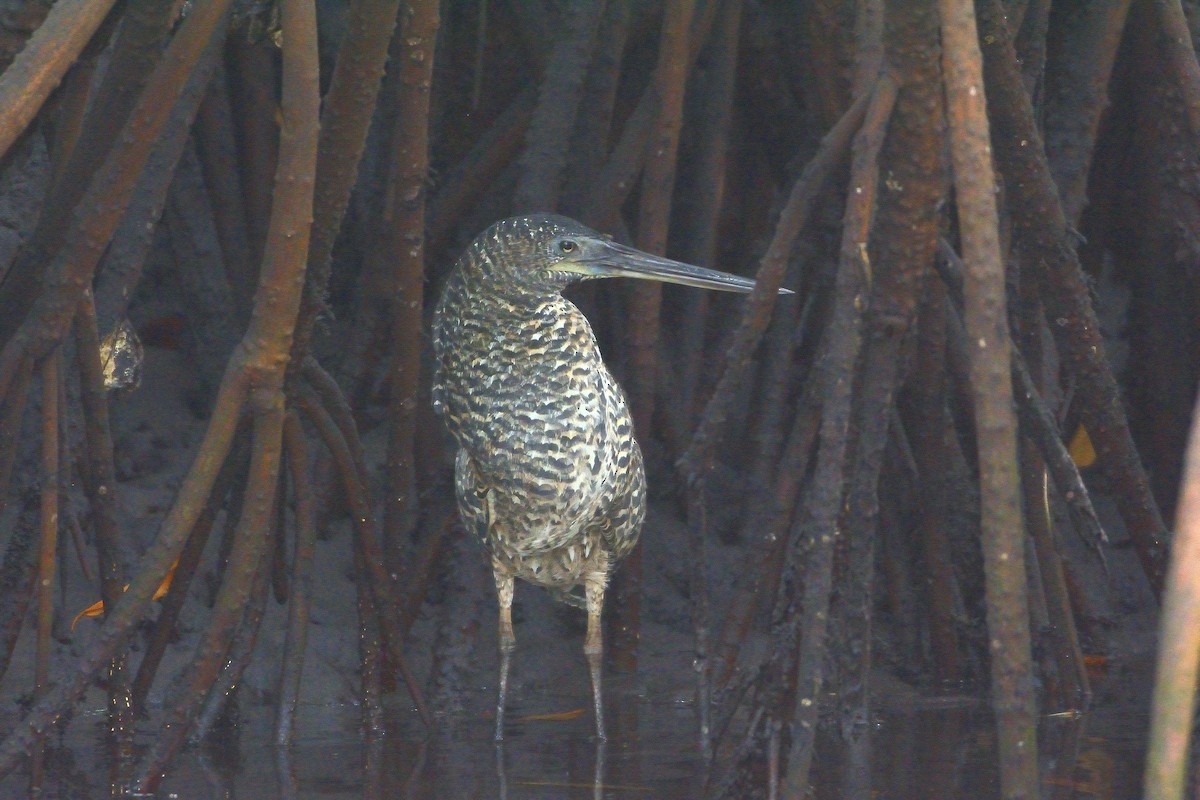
top-left (0, 325), bottom-right (1162, 798)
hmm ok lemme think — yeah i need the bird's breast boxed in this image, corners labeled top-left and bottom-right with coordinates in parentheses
top-left (437, 297), bottom-right (640, 553)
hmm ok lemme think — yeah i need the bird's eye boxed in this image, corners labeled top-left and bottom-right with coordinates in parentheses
top-left (559, 240), bottom-right (577, 254)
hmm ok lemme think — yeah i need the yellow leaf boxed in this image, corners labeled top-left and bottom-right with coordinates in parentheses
top-left (70, 558), bottom-right (180, 631)
top-left (154, 559), bottom-right (178, 601)
top-left (70, 598), bottom-right (112, 631)
top-left (513, 707), bottom-right (586, 723)
top-left (1069, 425), bottom-right (1096, 468)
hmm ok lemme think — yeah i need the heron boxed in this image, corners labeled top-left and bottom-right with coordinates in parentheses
top-left (432, 214), bottom-right (780, 740)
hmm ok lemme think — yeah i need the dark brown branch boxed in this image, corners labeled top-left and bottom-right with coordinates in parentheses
top-left (511, 0), bottom-right (605, 212)
top-left (72, 293), bottom-right (122, 627)
top-left (194, 61), bottom-right (255, 321)
top-left (712, 374), bottom-right (822, 696)
top-left (94, 32), bottom-right (227, 335)
top-left (561, 0), bottom-right (633, 217)
top-left (610, 0), bottom-right (707, 678)
top-left (0, 0), bottom-right (173, 345)
top-left (353, 544), bottom-right (386, 750)
top-left (680, 82), bottom-right (877, 481)
top-left (289, 0), bottom-right (402, 369)
top-left (937, 239), bottom-right (1108, 554)
top-left (72, 292), bottom-right (133, 782)
top-left (675, 0), bottom-right (744, 425)
top-left (900, 285), bottom-right (962, 681)
top-left (1013, 0), bottom-right (1050, 99)
top-left (275, 409), bottom-right (314, 745)
top-left (191, 515), bottom-right (273, 743)
top-left (130, 408), bottom-right (284, 793)
top-left (0, 356), bottom-right (32, 519)
top-left (0, 486), bottom-right (37, 684)
top-left (941, 0), bottom-right (1038, 794)
top-left (1155, 0), bottom-right (1200, 141)
top-left (0, 0), bottom-right (118, 163)
top-left (978, 0), bottom-right (1168, 595)
top-left (271, 437), bottom-right (290, 605)
top-left (293, 367), bottom-right (430, 725)
top-left (129, 0), bottom-right (321, 783)
top-left (781, 73), bottom-right (898, 796)
top-left (833, 0), bottom-right (941, 760)
top-left (226, 35), bottom-right (279, 274)
top-left (581, 1), bottom-right (720, 229)
top-left (627, 0), bottom-right (697, 435)
top-left (130, 434), bottom-right (247, 714)
top-left (1042, 0), bottom-right (1133, 226)
top-left (1022, 439), bottom-right (1091, 708)
top-left (427, 87), bottom-right (536, 252)
top-left (382, 0), bottom-right (439, 564)
top-left (163, 141), bottom-right (242, 393)
top-left (745, 292), bottom-right (805, 495)
top-left (0, 0), bottom-right (234, 401)
top-left (1011, 224), bottom-right (1091, 710)
top-left (29, 348), bottom-right (59, 791)
top-left (396, 515), bottom-right (455, 637)
top-left (293, 381), bottom-right (430, 726)
top-left (0, 0), bottom-right (311, 774)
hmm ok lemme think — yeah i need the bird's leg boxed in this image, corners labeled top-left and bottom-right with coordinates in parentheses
top-left (494, 566), bottom-right (516, 742)
top-left (495, 738), bottom-right (509, 800)
top-left (584, 575), bottom-right (607, 741)
top-left (592, 736), bottom-right (607, 800)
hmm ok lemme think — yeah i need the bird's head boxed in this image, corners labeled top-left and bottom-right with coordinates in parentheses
top-left (462, 214), bottom-right (789, 299)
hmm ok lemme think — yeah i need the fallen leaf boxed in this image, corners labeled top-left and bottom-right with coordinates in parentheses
top-left (70, 558), bottom-right (179, 631)
top-left (514, 707), bottom-right (586, 723)
top-left (1069, 425), bottom-right (1096, 468)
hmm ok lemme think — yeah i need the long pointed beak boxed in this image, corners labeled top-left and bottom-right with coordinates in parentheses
top-left (586, 240), bottom-right (794, 295)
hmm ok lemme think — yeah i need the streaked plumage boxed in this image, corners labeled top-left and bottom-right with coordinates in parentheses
top-left (432, 214), bottom-right (769, 740)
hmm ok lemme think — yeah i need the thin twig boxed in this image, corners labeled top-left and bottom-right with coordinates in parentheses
top-left (293, 380), bottom-right (432, 727)
top-left (130, 434), bottom-right (247, 713)
top-left (275, 411), bottom-right (316, 746)
top-left (72, 292), bottom-right (134, 782)
top-left (30, 347), bottom-right (60, 793)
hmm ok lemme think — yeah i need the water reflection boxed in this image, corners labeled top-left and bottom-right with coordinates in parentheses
top-left (1, 668), bottom-right (1149, 799)
top-left (494, 738), bottom-right (606, 800)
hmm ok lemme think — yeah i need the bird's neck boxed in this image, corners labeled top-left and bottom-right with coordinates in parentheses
top-left (442, 266), bottom-right (570, 323)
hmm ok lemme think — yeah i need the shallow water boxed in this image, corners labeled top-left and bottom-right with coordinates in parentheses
top-left (5, 663), bottom-right (1147, 800)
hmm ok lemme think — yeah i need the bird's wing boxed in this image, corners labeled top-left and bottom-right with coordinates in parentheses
top-left (596, 439), bottom-right (644, 562)
top-left (454, 448), bottom-right (492, 542)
